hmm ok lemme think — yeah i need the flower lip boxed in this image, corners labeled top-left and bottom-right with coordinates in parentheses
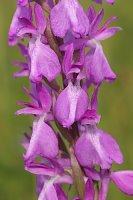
top-left (75, 125), bottom-right (123, 169)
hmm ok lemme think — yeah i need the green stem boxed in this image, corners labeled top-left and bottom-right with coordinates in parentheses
top-left (45, 19), bottom-right (63, 64)
top-left (70, 147), bottom-right (85, 200)
top-left (94, 182), bottom-right (99, 200)
top-left (35, 0), bottom-right (51, 14)
top-left (43, 77), bottom-right (60, 93)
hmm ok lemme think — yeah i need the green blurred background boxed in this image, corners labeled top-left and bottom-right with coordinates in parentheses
top-left (0, 0), bottom-right (133, 199)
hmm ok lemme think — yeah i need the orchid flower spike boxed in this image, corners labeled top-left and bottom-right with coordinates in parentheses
top-left (8, 0), bottom-right (133, 199)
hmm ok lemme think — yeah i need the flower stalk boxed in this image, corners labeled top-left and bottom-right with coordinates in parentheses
top-left (70, 147), bottom-right (85, 200)
top-left (94, 182), bottom-right (99, 200)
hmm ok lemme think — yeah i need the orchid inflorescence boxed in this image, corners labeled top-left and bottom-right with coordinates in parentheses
top-left (8, 0), bottom-right (133, 199)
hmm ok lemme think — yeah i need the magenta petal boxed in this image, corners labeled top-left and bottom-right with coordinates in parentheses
top-left (14, 69), bottom-right (29, 78)
top-left (25, 118), bottom-right (59, 162)
top-left (38, 181), bottom-right (58, 200)
top-left (55, 185), bottom-right (67, 200)
top-left (90, 9), bottom-right (104, 35)
top-left (75, 126), bottom-right (109, 168)
top-left (50, 0), bottom-right (89, 38)
top-left (75, 87), bottom-right (89, 121)
top-left (18, 43), bottom-right (29, 59)
top-left (87, 6), bottom-right (96, 24)
top-left (21, 133), bottom-right (30, 150)
top-left (23, 86), bottom-right (38, 106)
top-left (98, 170), bottom-right (110, 200)
top-left (17, 0), bottom-right (28, 6)
top-left (85, 45), bottom-right (116, 84)
top-left (67, 68), bottom-right (81, 76)
top-left (17, 17), bottom-right (37, 36)
top-left (13, 61), bottom-right (29, 78)
top-left (75, 126), bottom-right (123, 169)
top-left (111, 171), bottom-right (133, 195)
top-left (95, 27), bottom-right (122, 41)
top-left (100, 16), bottom-right (118, 31)
top-left (84, 178), bottom-right (95, 200)
top-left (8, 5), bottom-right (32, 45)
top-left (36, 175), bottom-right (44, 197)
top-left (34, 3), bottom-right (47, 33)
top-left (17, 0), bottom-right (31, 6)
top-left (25, 162), bottom-right (57, 177)
top-left (36, 83), bottom-right (52, 112)
top-left (54, 82), bottom-right (89, 128)
top-left (85, 168), bottom-right (101, 181)
top-left (57, 158), bottom-right (71, 168)
top-left (17, 83), bottom-right (52, 115)
top-left (17, 101), bottom-right (33, 106)
top-left (80, 109), bottom-right (101, 125)
top-left (62, 43), bottom-right (74, 76)
top-left (13, 61), bottom-right (28, 68)
top-left (60, 38), bottom-right (87, 51)
top-left (100, 130), bottom-right (123, 165)
top-left (54, 175), bottom-right (73, 185)
top-left (29, 39), bottom-right (61, 82)
top-left (91, 84), bottom-right (100, 110)
top-left (16, 107), bottom-right (43, 115)
top-left (50, 0), bottom-right (70, 38)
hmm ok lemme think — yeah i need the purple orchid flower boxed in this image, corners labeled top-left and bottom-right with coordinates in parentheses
top-left (29, 37), bottom-right (61, 82)
top-left (8, 5), bottom-right (32, 46)
top-left (25, 156), bottom-right (94, 200)
top-left (85, 45), bottom-right (116, 84)
top-left (9, 3), bottom-right (61, 82)
top-left (50, 0), bottom-right (89, 38)
top-left (86, 6), bottom-right (121, 42)
top-left (19, 3), bottom-right (61, 82)
top-left (16, 82), bottom-right (52, 116)
top-left (61, 6), bottom-right (121, 84)
top-left (17, 83), bottom-right (59, 162)
top-left (54, 81), bottom-right (89, 128)
top-left (36, 176), bottom-right (71, 200)
top-left (75, 124), bottom-right (123, 169)
top-left (25, 118), bottom-right (59, 162)
top-left (61, 6), bottom-right (121, 50)
top-left (75, 86), bottom-right (123, 169)
top-left (24, 156), bottom-right (73, 200)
